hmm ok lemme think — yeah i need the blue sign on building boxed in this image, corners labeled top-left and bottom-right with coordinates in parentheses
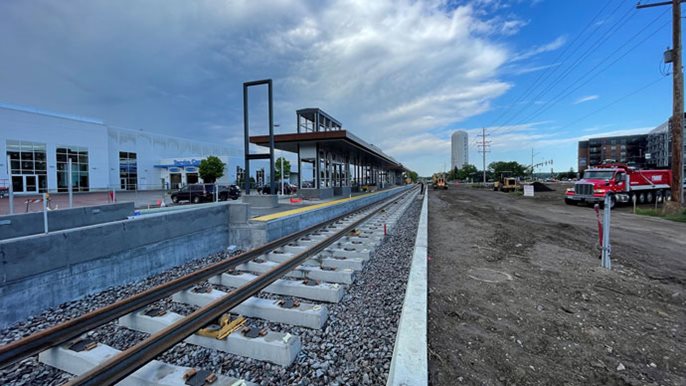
top-left (173, 159), bottom-right (201, 167)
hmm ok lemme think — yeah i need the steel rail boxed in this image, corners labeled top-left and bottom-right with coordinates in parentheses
top-left (0, 187), bottom-right (410, 370)
top-left (66, 188), bottom-right (413, 386)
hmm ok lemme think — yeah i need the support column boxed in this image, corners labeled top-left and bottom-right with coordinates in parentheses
top-left (297, 144), bottom-right (302, 188)
top-left (315, 144), bottom-right (320, 189)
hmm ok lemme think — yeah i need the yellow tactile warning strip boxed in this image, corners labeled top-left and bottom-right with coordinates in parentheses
top-left (251, 191), bottom-right (379, 222)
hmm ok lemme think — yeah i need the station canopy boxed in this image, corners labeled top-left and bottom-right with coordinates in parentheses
top-left (249, 108), bottom-right (406, 172)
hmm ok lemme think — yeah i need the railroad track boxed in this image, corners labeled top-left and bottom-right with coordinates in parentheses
top-left (0, 186), bottom-right (420, 385)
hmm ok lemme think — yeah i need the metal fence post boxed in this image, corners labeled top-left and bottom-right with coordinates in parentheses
top-left (68, 159), bottom-right (73, 209)
top-left (601, 194), bottom-right (612, 269)
top-left (7, 155), bottom-right (14, 215)
top-left (42, 193), bottom-right (49, 233)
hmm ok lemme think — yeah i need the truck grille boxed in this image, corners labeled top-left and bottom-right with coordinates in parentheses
top-left (575, 184), bottom-right (593, 196)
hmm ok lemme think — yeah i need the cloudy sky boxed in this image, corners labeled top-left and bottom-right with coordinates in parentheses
top-left (0, 0), bottom-right (675, 175)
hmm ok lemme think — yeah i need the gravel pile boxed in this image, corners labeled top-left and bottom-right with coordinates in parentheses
top-left (1, 193), bottom-right (422, 386)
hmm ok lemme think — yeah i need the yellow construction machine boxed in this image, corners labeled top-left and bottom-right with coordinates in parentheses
top-left (493, 172), bottom-right (518, 192)
top-left (432, 173), bottom-right (448, 190)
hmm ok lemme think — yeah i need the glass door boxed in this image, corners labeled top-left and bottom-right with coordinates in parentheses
top-left (24, 175), bottom-right (38, 193)
top-left (9, 175), bottom-right (39, 193)
top-left (11, 175), bottom-right (23, 192)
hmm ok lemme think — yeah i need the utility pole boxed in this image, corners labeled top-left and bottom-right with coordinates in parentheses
top-left (477, 128), bottom-right (491, 184)
top-left (638, 0), bottom-right (685, 209)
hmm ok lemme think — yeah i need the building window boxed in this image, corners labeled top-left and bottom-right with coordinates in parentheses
top-left (119, 152), bottom-right (137, 190)
top-left (6, 140), bottom-right (47, 193)
top-left (56, 145), bottom-right (89, 192)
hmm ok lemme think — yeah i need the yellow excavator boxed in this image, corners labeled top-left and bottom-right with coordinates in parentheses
top-left (432, 173), bottom-right (448, 190)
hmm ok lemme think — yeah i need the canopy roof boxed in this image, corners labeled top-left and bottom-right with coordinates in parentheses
top-left (249, 130), bottom-right (405, 171)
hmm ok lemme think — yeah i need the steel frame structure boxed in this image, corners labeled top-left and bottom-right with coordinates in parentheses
top-left (243, 79), bottom-right (275, 195)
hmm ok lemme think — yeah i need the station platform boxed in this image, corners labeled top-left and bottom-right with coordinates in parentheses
top-left (230, 185), bottom-right (413, 248)
top-left (249, 191), bottom-right (379, 221)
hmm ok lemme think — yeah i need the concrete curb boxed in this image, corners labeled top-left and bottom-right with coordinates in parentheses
top-left (387, 191), bottom-right (428, 386)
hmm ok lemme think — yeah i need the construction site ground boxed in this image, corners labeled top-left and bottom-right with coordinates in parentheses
top-left (428, 185), bottom-right (685, 386)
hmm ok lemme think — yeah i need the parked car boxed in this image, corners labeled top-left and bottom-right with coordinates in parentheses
top-left (257, 185), bottom-right (271, 195)
top-left (257, 183), bottom-right (297, 195)
top-left (171, 183), bottom-right (240, 204)
top-left (224, 184), bottom-right (241, 200)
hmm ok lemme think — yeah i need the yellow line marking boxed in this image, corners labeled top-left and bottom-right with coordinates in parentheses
top-left (252, 191), bottom-right (379, 221)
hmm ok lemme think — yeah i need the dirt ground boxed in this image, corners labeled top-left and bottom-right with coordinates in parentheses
top-left (428, 184), bottom-right (685, 386)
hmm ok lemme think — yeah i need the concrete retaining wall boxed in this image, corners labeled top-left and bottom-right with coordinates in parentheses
top-left (0, 202), bottom-right (134, 240)
top-left (0, 186), bottom-right (412, 328)
top-left (0, 203), bottom-right (230, 328)
top-left (333, 186), bottom-right (351, 196)
top-left (299, 188), bottom-right (334, 199)
top-left (242, 194), bottom-right (279, 208)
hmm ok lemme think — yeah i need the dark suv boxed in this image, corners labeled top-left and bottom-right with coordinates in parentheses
top-left (171, 184), bottom-right (240, 204)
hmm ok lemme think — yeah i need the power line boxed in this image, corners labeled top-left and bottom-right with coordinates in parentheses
top-left (475, 76), bottom-right (667, 171)
top-left (487, 0), bottom-right (626, 132)
top-left (492, 1), bottom-right (637, 134)
top-left (491, 6), bottom-right (668, 139)
top-left (508, 8), bottom-right (670, 130)
top-left (546, 75), bottom-right (668, 133)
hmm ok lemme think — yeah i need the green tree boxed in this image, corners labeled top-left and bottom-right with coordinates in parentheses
top-left (199, 156), bottom-right (225, 183)
top-left (447, 166), bottom-right (458, 180)
top-left (456, 164), bottom-right (478, 180)
top-left (274, 157), bottom-right (291, 180)
top-left (489, 161), bottom-right (527, 178)
top-left (407, 171), bottom-right (418, 182)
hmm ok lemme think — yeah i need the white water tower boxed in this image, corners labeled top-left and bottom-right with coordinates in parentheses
top-left (451, 131), bottom-right (468, 170)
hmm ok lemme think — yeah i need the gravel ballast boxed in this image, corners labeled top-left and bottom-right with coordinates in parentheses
top-left (0, 193), bottom-right (422, 385)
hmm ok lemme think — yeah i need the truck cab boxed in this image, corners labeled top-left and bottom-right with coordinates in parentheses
top-left (565, 162), bottom-right (672, 207)
top-left (565, 167), bottom-right (626, 207)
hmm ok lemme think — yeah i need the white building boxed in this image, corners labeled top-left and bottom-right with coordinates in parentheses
top-left (451, 130), bottom-right (468, 170)
top-left (0, 102), bottom-right (237, 193)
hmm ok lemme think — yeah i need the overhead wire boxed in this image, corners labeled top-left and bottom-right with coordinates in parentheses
top-left (506, 7), bottom-right (670, 131)
top-left (484, 0), bottom-right (624, 134)
top-left (491, 1), bottom-right (638, 135)
top-left (550, 75), bottom-right (668, 133)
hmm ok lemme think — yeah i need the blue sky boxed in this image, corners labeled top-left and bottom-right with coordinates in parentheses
top-left (0, 0), bottom-right (676, 176)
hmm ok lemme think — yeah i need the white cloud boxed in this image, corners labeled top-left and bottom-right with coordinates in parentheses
top-left (573, 95), bottom-right (599, 105)
top-left (503, 62), bottom-right (560, 75)
top-left (0, 0), bottom-right (544, 174)
top-left (512, 36), bottom-right (567, 62)
top-left (384, 133), bottom-right (451, 156)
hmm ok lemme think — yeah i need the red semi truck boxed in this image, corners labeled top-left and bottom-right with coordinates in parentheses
top-left (565, 162), bottom-right (672, 208)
